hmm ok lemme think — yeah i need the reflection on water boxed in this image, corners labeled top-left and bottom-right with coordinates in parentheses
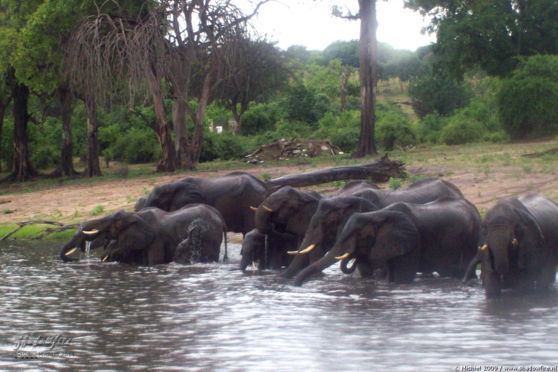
top-left (1, 241), bottom-right (558, 371)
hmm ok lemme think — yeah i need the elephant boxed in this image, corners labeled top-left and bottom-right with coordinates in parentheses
top-left (137, 171), bottom-right (267, 234)
top-left (293, 197), bottom-right (481, 286)
top-left (241, 186), bottom-right (324, 270)
top-left (280, 178), bottom-right (465, 278)
top-left (239, 229), bottom-right (299, 271)
top-left (60, 204), bottom-right (227, 266)
top-left (279, 196), bottom-right (379, 278)
top-left (359, 177), bottom-right (464, 208)
top-left (242, 181), bottom-right (378, 270)
top-left (463, 193), bottom-right (558, 297)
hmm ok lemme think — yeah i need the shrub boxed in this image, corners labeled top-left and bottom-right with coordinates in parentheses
top-left (330, 128), bottom-right (360, 152)
top-left (215, 132), bottom-right (249, 160)
top-left (496, 55), bottom-right (558, 139)
top-left (274, 119), bottom-right (314, 139)
top-left (409, 74), bottom-right (471, 118)
top-left (375, 111), bottom-right (416, 151)
top-left (415, 113), bottom-right (447, 143)
top-left (106, 127), bottom-right (160, 164)
top-left (440, 116), bottom-right (484, 145)
top-left (31, 145), bottom-right (59, 170)
top-left (240, 103), bottom-right (276, 135)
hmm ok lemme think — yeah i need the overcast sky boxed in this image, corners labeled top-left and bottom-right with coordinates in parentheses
top-left (245, 0), bottom-right (436, 51)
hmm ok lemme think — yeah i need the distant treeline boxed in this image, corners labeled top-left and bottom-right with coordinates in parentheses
top-left (1, 0), bottom-right (557, 180)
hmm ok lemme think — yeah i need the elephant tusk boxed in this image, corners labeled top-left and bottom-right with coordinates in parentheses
top-left (335, 252), bottom-right (350, 260)
top-left (262, 205), bottom-right (273, 213)
top-left (287, 250), bottom-right (300, 255)
top-left (298, 244), bottom-right (315, 254)
top-left (83, 229), bottom-right (99, 235)
top-left (512, 238), bottom-right (518, 247)
top-left (64, 247), bottom-right (78, 256)
top-left (102, 255), bottom-right (108, 262)
top-left (250, 206), bottom-right (258, 211)
top-left (480, 244), bottom-right (488, 251)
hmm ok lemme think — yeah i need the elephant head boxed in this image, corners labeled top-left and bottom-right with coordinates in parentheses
top-left (240, 229), bottom-right (298, 271)
top-left (60, 210), bottom-right (155, 262)
top-left (254, 186), bottom-right (321, 236)
top-left (141, 179), bottom-right (205, 212)
top-left (293, 209), bottom-right (420, 286)
top-left (478, 199), bottom-right (545, 295)
top-left (281, 196), bottom-right (378, 278)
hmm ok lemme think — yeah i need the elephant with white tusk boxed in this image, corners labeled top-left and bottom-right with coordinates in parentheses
top-left (281, 178), bottom-right (466, 279)
top-left (60, 204), bottom-right (227, 266)
top-left (293, 197), bottom-right (481, 286)
top-left (463, 193), bottom-right (558, 297)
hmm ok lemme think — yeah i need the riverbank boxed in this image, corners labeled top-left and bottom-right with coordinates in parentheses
top-left (2, 139), bottom-right (558, 240)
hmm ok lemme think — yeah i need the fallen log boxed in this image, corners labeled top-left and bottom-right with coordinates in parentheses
top-left (522, 147), bottom-right (558, 158)
top-left (267, 154), bottom-right (406, 189)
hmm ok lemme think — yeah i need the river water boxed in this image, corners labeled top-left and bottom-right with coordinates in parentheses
top-left (1, 241), bottom-right (558, 371)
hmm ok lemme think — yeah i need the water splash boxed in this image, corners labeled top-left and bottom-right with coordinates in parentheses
top-left (85, 240), bottom-right (92, 258)
top-left (264, 233), bottom-right (268, 268)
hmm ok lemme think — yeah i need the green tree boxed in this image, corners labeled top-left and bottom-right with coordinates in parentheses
top-left (408, 74), bottom-right (471, 118)
top-left (18, 0), bottom-right (85, 177)
top-left (0, 0), bottom-right (45, 181)
top-left (216, 38), bottom-right (287, 132)
top-left (407, 0), bottom-right (558, 78)
top-left (496, 55), bottom-right (558, 139)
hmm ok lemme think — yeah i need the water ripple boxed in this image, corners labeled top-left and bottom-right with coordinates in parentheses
top-left (1, 241), bottom-right (558, 370)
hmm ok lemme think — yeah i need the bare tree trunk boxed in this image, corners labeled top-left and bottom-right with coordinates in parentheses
top-left (83, 97), bottom-right (102, 177)
top-left (355, 0), bottom-right (378, 157)
top-left (58, 85), bottom-right (78, 176)
top-left (184, 74), bottom-right (212, 170)
top-left (172, 98), bottom-right (187, 168)
top-left (146, 72), bottom-right (176, 172)
top-left (11, 81), bottom-right (36, 181)
top-left (231, 103), bottom-right (242, 130)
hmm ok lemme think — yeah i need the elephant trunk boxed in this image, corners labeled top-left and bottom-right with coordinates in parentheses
top-left (240, 230), bottom-right (262, 271)
top-left (462, 250), bottom-right (481, 283)
top-left (480, 245), bottom-right (502, 297)
top-left (60, 229), bottom-right (85, 262)
top-left (254, 206), bottom-right (273, 233)
top-left (340, 256), bottom-right (358, 274)
top-left (240, 249), bottom-right (253, 271)
top-left (293, 238), bottom-right (352, 286)
top-left (488, 232), bottom-right (510, 274)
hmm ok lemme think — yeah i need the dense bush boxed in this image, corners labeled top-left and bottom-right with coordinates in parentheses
top-left (409, 74), bottom-right (471, 118)
top-left (201, 131), bottom-right (256, 161)
top-left (375, 110), bottom-right (416, 150)
top-left (496, 55), bottom-right (558, 139)
top-left (105, 127), bottom-right (160, 164)
top-left (414, 113), bottom-right (446, 143)
top-left (240, 103), bottom-right (277, 135)
top-left (314, 110), bottom-right (360, 152)
top-left (440, 115), bottom-right (484, 145)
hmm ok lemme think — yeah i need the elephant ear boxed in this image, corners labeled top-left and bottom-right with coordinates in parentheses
top-left (513, 206), bottom-right (546, 269)
top-left (116, 214), bottom-right (155, 251)
top-left (172, 181), bottom-right (206, 210)
top-left (513, 207), bottom-right (544, 245)
top-left (367, 211), bottom-right (419, 261)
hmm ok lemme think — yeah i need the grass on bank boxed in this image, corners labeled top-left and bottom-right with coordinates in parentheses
top-left (1, 138), bottom-right (558, 241)
top-left (0, 224), bottom-right (77, 241)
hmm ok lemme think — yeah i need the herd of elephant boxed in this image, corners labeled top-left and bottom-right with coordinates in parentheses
top-left (60, 171), bottom-right (558, 297)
